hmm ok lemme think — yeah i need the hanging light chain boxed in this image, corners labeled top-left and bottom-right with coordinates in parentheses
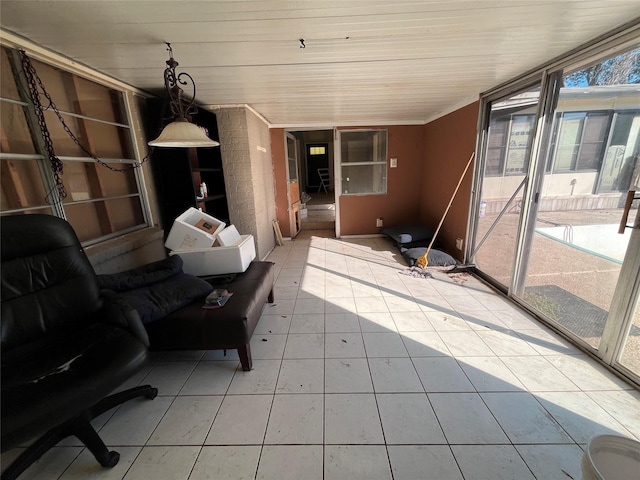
top-left (19, 50), bottom-right (149, 176)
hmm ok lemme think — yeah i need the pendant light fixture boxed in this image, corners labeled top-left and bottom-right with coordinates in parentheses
top-left (148, 43), bottom-right (219, 148)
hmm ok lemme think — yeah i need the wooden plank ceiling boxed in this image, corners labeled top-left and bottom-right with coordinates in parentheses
top-left (1, 1), bottom-right (639, 126)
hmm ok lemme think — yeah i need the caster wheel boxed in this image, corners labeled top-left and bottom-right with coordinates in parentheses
top-left (100, 450), bottom-right (120, 468)
top-left (146, 387), bottom-right (158, 400)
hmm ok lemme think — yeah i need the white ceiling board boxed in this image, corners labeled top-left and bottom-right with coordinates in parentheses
top-left (1, 1), bottom-right (639, 126)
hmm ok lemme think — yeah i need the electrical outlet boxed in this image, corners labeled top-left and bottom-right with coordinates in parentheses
top-left (456, 238), bottom-right (463, 250)
top-left (376, 218), bottom-right (384, 227)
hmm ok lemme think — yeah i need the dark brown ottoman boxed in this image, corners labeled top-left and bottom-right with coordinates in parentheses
top-left (144, 261), bottom-right (275, 371)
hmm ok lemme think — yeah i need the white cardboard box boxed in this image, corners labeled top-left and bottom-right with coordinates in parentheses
top-left (170, 234), bottom-right (256, 276)
top-left (164, 207), bottom-right (225, 251)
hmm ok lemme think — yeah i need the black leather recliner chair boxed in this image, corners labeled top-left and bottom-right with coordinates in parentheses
top-left (1, 214), bottom-right (158, 480)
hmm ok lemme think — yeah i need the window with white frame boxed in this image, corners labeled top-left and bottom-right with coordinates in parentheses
top-left (0, 47), bottom-right (149, 244)
top-left (340, 129), bottom-right (387, 195)
top-left (485, 114), bottom-right (536, 177)
top-left (549, 111), bottom-right (611, 172)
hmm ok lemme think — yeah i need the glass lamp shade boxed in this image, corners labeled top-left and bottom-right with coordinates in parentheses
top-left (148, 119), bottom-right (220, 147)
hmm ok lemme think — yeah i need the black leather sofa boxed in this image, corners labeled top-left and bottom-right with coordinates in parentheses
top-left (95, 256), bottom-right (276, 371)
top-left (144, 261), bottom-right (275, 371)
top-left (1, 214), bottom-right (157, 480)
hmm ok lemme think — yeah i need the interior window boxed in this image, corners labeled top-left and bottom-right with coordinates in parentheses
top-left (340, 129), bottom-right (387, 195)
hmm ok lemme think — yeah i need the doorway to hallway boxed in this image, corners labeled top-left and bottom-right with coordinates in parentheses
top-left (286, 130), bottom-right (336, 235)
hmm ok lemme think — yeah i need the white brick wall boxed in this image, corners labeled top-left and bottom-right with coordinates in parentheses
top-left (213, 106), bottom-right (276, 260)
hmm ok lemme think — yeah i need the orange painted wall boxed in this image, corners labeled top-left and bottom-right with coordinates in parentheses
top-left (270, 105), bottom-right (479, 248)
top-left (420, 101), bottom-right (479, 260)
top-left (270, 128), bottom-right (291, 237)
top-left (339, 125), bottom-right (425, 235)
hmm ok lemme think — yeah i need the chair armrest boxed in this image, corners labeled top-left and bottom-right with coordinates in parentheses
top-left (99, 290), bottom-right (150, 347)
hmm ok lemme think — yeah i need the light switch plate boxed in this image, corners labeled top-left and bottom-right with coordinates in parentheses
top-left (390, 158), bottom-right (397, 168)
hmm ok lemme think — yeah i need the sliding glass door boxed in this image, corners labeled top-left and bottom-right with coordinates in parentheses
top-left (471, 86), bottom-right (540, 290)
top-left (470, 41), bottom-right (640, 385)
top-left (618, 253), bottom-right (640, 377)
top-left (520, 62), bottom-right (640, 352)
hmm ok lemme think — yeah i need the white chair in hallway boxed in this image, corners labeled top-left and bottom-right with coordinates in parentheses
top-left (317, 168), bottom-right (331, 193)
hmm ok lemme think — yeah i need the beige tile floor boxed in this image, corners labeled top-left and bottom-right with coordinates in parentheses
top-left (3, 232), bottom-right (640, 479)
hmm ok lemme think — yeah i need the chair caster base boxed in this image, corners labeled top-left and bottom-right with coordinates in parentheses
top-left (146, 387), bottom-right (159, 400)
top-left (98, 450), bottom-right (120, 468)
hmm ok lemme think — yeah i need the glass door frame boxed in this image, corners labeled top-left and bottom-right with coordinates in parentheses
top-left (466, 73), bottom-right (548, 294)
top-left (511, 70), bottom-right (563, 298)
top-left (602, 207), bottom-right (640, 370)
top-left (285, 132), bottom-right (301, 238)
top-left (467, 24), bottom-right (640, 386)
